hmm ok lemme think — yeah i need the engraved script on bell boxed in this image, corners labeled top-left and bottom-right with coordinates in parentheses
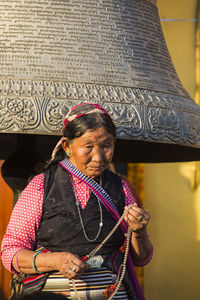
top-left (0, 0), bottom-right (186, 95)
top-left (0, 0), bottom-right (200, 157)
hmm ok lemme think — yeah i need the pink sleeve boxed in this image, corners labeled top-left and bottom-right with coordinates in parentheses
top-left (122, 178), bottom-right (153, 266)
top-left (122, 178), bottom-right (137, 206)
top-left (0, 173), bottom-right (44, 274)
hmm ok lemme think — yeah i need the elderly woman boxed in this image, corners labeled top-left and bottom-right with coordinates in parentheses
top-left (1, 103), bottom-right (153, 300)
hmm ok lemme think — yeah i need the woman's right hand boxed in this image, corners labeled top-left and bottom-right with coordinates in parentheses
top-left (15, 249), bottom-right (90, 277)
top-left (55, 252), bottom-right (90, 279)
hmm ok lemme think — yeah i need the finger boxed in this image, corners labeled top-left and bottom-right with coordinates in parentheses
top-left (126, 209), bottom-right (142, 223)
top-left (127, 212), bottom-right (139, 224)
top-left (67, 265), bottom-right (79, 278)
top-left (71, 256), bottom-right (90, 270)
top-left (129, 206), bottom-right (146, 215)
top-left (123, 209), bottom-right (128, 221)
top-left (135, 214), bottom-right (149, 225)
top-left (70, 264), bottom-right (86, 275)
top-left (68, 265), bottom-right (87, 279)
top-left (124, 215), bottom-right (128, 223)
top-left (62, 262), bottom-right (83, 277)
top-left (128, 207), bottom-right (150, 221)
top-left (124, 206), bottom-right (150, 230)
top-left (127, 212), bottom-right (148, 227)
top-left (130, 203), bottom-right (146, 212)
top-left (124, 205), bottom-right (133, 215)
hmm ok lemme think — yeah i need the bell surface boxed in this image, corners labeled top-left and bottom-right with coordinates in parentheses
top-left (0, 0), bottom-right (200, 163)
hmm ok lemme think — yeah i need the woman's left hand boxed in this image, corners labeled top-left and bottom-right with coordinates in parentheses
top-left (123, 204), bottom-right (150, 232)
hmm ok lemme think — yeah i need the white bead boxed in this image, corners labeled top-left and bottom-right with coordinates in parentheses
top-left (99, 222), bottom-right (103, 227)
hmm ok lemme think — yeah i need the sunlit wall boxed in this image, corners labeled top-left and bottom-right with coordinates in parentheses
top-left (144, 1), bottom-right (200, 299)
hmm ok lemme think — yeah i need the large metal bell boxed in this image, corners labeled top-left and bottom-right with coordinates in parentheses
top-left (0, 0), bottom-right (200, 165)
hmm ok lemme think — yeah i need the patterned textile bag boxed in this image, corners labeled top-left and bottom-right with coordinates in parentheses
top-left (42, 268), bottom-right (121, 300)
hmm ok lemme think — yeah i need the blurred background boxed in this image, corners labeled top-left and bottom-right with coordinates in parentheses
top-left (145, 1), bottom-right (200, 299)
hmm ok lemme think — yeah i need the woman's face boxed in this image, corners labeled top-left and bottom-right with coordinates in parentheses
top-left (62, 127), bottom-right (115, 177)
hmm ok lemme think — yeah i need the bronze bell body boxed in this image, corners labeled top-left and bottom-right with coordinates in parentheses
top-left (0, 0), bottom-right (200, 165)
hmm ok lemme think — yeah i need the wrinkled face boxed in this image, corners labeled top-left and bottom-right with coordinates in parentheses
top-left (62, 127), bottom-right (115, 177)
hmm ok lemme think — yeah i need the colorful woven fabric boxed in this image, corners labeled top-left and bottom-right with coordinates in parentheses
top-left (42, 268), bottom-right (130, 300)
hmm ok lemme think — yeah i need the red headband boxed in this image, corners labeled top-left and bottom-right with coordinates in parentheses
top-left (63, 103), bottom-right (111, 132)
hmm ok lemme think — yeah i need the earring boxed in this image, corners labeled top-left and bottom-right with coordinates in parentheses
top-left (67, 151), bottom-right (71, 156)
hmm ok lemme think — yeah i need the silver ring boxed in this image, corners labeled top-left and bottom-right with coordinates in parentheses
top-left (137, 215), bottom-right (143, 222)
top-left (72, 265), bottom-right (77, 272)
top-left (68, 269), bottom-right (72, 275)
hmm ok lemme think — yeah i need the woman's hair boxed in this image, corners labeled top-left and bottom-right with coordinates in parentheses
top-left (64, 113), bottom-right (116, 140)
top-left (45, 113), bottom-right (116, 170)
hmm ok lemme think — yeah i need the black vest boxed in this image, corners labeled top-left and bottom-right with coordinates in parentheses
top-left (36, 164), bottom-right (125, 255)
